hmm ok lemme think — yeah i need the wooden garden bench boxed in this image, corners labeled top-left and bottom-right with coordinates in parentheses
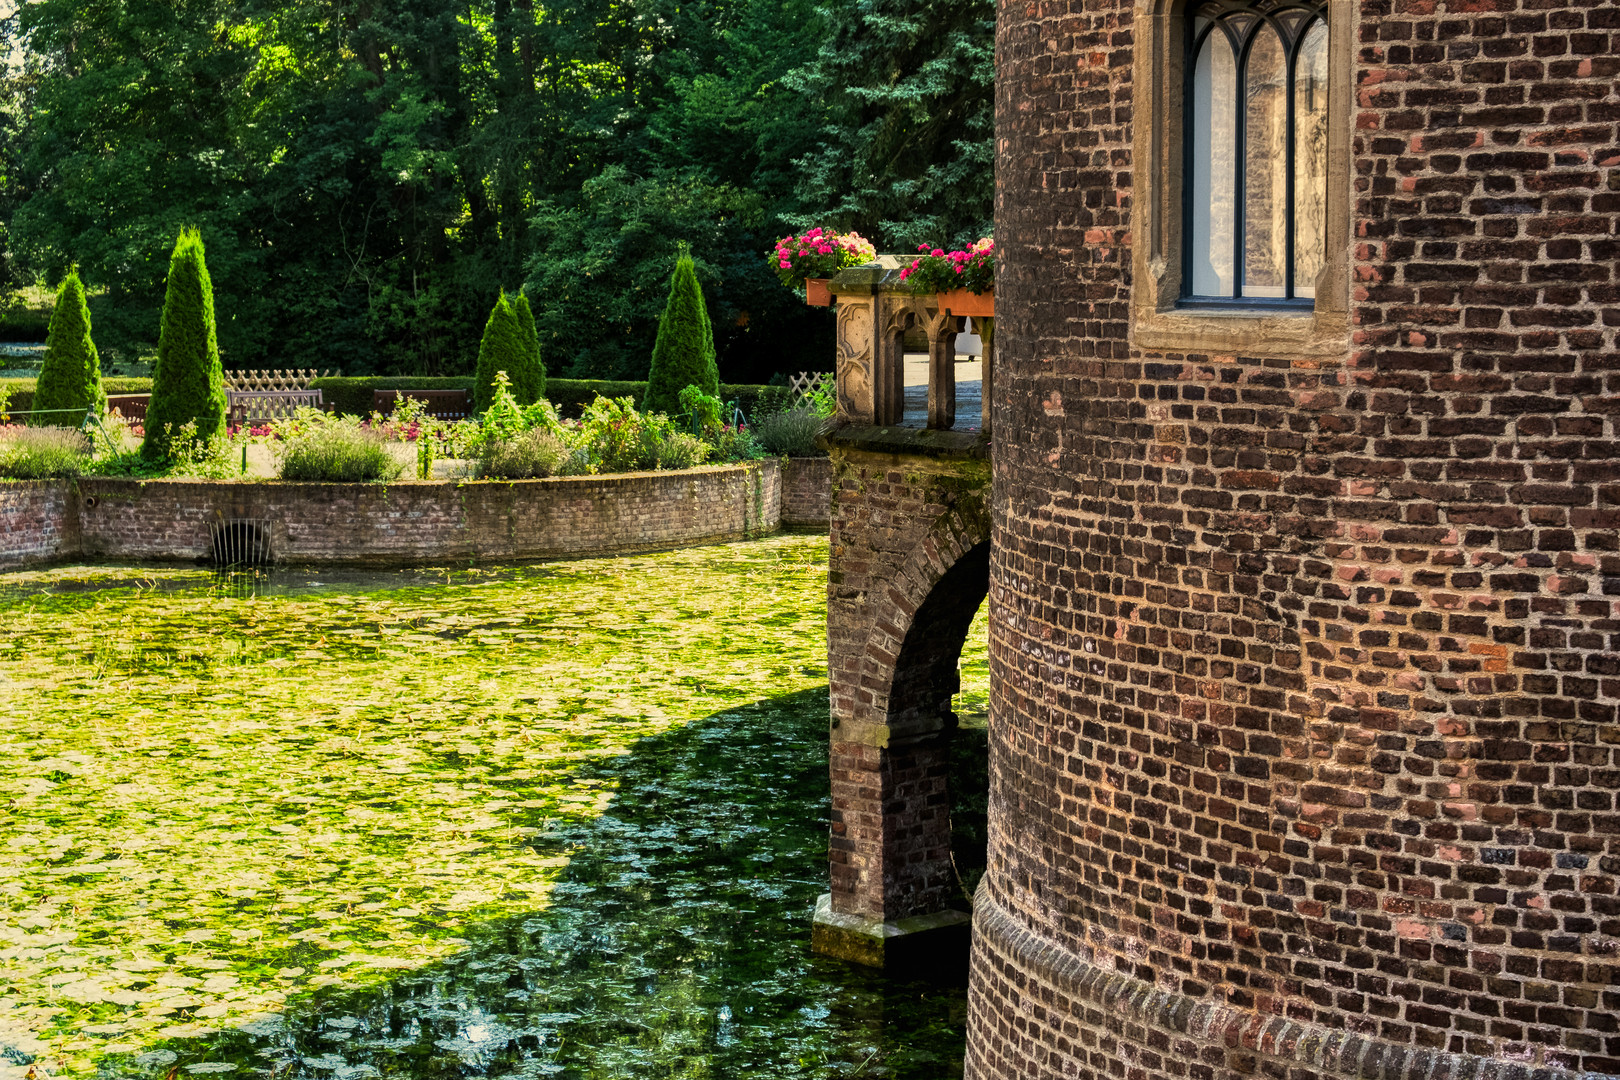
top-left (106, 394), bottom-right (150, 421)
top-left (372, 389), bottom-right (472, 422)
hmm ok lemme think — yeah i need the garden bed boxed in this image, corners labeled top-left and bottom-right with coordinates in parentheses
top-left (0, 461), bottom-right (789, 568)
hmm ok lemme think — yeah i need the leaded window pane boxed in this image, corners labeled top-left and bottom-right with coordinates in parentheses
top-left (1292, 18), bottom-right (1329, 299)
top-left (1242, 26), bottom-right (1287, 298)
top-left (1183, 0), bottom-right (1328, 304)
top-left (1190, 31), bottom-right (1237, 297)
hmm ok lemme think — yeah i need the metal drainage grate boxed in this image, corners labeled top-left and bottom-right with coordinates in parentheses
top-left (210, 518), bottom-right (274, 568)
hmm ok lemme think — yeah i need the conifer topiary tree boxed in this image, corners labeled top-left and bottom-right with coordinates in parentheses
top-left (472, 293), bottom-right (528, 414)
top-left (643, 246), bottom-right (718, 417)
top-left (142, 230), bottom-right (227, 459)
top-left (32, 270), bottom-right (105, 425)
top-left (508, 290), bottom-right (546, 405)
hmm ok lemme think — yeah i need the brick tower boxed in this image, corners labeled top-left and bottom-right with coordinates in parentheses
top-left (972, 0), bottom-right (1619, 1077)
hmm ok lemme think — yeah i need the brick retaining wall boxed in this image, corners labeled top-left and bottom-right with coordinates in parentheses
top-left (0, 461), bottom-right (780, 567)
top-left (0, 482), bottom-right (80, 569)
top-left (780, 456), bottom-right (832, 527)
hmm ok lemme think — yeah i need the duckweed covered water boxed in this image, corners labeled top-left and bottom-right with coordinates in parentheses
top-left (0, 537), bottom-right (988, 1078)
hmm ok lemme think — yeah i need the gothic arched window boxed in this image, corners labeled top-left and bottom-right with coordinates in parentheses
top-left (1184, 0), bottom-right (1329, 305)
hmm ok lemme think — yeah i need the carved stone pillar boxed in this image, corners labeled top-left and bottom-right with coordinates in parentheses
top-left (925, 309), bottom-right (958, 430)
top-left (978, 316), bottom-right (994, 437)
top-left (833, 290), bottom-right (876, 424)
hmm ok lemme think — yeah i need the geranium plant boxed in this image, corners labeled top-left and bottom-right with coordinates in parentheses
top-left (769, 228), bottom-right (876, 291)
top-left (899, 237), bottom-right (995, 294)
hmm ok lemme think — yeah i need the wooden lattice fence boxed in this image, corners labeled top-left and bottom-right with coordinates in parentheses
top-left (223, 369), bottom-right (337, 392)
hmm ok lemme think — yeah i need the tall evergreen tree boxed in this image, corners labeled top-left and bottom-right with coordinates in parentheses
top-left (509, 290), bottom-right (546, 404)
top-left (782, 0), bottom-right (994, 249)
top-left (32, 270), bottom-right (105, 425)
top-left (142, 230), bottom-right (227, 460)
top-left (643, 246), bottom-right (719, 417)
top-left (472, 293), bottom-right (528, 413)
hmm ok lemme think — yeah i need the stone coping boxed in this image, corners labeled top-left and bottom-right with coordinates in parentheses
top-left (973, 891), bottom-right (1615, 1080)
top-left (821, 424), bottom-right (990, 459)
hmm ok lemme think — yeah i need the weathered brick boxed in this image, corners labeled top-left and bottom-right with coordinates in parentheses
top-left (973, 0), bottom-right (1619, 1075)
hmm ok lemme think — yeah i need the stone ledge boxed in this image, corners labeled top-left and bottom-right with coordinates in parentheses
top-left (973, 892), bottom-right (1616, 1080)
top-left (811, 892), bottom-right (971, 972)
top-left (822, 424), bottom-right (990, 460)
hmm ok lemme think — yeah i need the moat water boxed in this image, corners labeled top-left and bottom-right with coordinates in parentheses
top-left (0, 558), bottom-right (981, 1080)
top-left (113, 688), bottom-right (970, 1079)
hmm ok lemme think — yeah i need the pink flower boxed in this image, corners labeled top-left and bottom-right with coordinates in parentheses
top-left (931, 248), bottom-right (944, 257)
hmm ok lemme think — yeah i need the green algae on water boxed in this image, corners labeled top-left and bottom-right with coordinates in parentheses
top-left (0, 539), bottom-right (831, 1075)
top-left (0, 536), bottom-right (988, 1078)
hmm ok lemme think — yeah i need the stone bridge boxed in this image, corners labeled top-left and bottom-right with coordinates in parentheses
top-left (810, 260), bottom-right (995, 968)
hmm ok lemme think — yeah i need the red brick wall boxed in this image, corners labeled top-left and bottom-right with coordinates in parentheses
top-left (827, 438), bottom-right (991, 921)
top-left (0, 482), bottom-right (80, 569)
top-left (0, 464), bottom-right (779, 568)
top-left (781, 456), bottom-right (833, 527)
top-left (975, 0), bottom-right (1619, 1078)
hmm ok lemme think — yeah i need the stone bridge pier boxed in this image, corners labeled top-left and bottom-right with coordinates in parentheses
top-left (810, 262), bottom-right (993, 969)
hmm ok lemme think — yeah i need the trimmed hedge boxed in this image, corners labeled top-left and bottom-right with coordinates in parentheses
top-left (0, 306), bottom-right (51, 343)
top-left (310, 377), bottom-right (475, 418)
top-left (555, 380), bottom-right (777, 422)
top-left (310, 376), bottom-right (779, 422)
top-left (546, 379), bottom-right (649, 418)
top-left (1, 377), bottom-right (153, 419)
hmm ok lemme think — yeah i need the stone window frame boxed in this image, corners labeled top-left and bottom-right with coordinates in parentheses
top-left (1130, 0), bottom-right (1354, 358)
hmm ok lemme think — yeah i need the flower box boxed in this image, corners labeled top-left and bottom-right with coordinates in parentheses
top-left (805, 278), bottom-right (832, 307)
top-left (936, 288), bottom-right (993, 318)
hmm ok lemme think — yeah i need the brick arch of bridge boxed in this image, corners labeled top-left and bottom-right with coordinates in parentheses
top-left (816, 437), bottom-right (992, 967)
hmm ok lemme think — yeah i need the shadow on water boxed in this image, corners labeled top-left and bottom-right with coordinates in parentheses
top-left (100, 688), bottom-right (969, 1079)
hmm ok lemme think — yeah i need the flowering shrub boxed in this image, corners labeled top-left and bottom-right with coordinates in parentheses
top-left (769, 228), bottom-right (876, 291)
top-left (898, 237), bottom-right (995, 294)
top-left (225, 423), bottom-right (276, 439)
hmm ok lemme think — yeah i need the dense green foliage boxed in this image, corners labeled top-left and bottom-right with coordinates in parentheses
top-left (510, 290), bottom-right (546, 403)
top-left (785, 0), bottom-right (995, 247)
top-left (0, 304), bottom-right (51, 342)
top-left (142, 232), bottom-right (227, 459)
top-left (305, 376), bottom-right (776, 420)
top-left (0, 0), bottom-right (992, 381)
top-left (476, 427), bottom-right (571, 479)
top-left (472, 294), bottom-right (529, 413)
top-left (31, 272), bottom-right (104, 424)
top-left (644, 249), bottom-right (719, 417)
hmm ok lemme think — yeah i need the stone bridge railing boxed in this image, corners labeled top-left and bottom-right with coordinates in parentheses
top-left (828, 257), bottom-right (993, 434)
